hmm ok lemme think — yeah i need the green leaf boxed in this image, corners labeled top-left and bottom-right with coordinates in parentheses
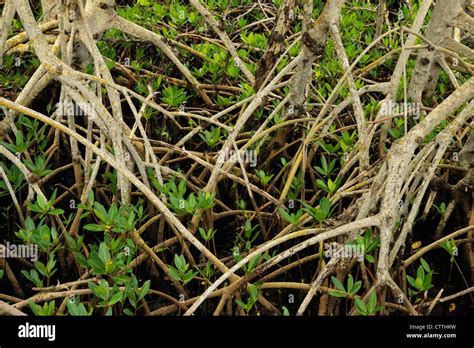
top-left (420, 258), bottom-right (430, 273)
top-left (35, 261), bottom-right (47, 276)
top-left (315, 166), bottom-right (326, 176)
top-left (278, 208), bottom-right (291, 223)
top-left (22, 269), bottom-right (42, 287)
top-left (83, 223), bottom-right (104, 232)
top-left (93, 203), bottom-right (109, 223)
top-left (123, 308), bottom-right (134, 316)
top-left (415, 277), bottom-right (423, 290)
top-left (182, 271), bottom-right (196, 284)
top-left (328, 290), bottom-right (347, 298)
top-left (37, 194), bottom-right (47, 211)
top-left (87, 191), bottom-right (95, 206)
top-left (351, 281), bottom-right (362, 295)
top-left (108, 292), bottom-right (123, 305)
top-left (354, 297), bottom-right (367, 315)
top-left (406, 275), bottom-right (417, 289)
top-left (347, 274), bottom-right (354, 293)
top-left (423, 272), bottom-right (433, 290)
top-left (235, 299), bottom-right (247, 310)
top-left (138, 280), bottom-right (150, 300)
top-left (67, 300), bottom-right (89, 316)
top-left (174, 254), bottom-right (186, 272)
top-left (316, 179), bottom-right (329, 192)
top-left (320, 155), bottom-right (328, 172)
top-left (96, 280), bottom-right (110, 300)
top-left (368, 291), bottom-right (377, 313)
top-left (128, 291), bottom-right (137, 308)
top-left (331, 276), bottom-right (345, 292)
top-left (314, 209), bottom-right (326, 222)
top-left (98, 243), bottom-right (111, 265)
top-left (327, 179), bottom-right (337, 193)
top-left (25, 217), bottom-right (35, 230)
top-left (416, 265), bottom-right (425, 283)
top-left (178, 180), bottom-right (186, 196)
top-left (168, 267), bottom-right (181, 282)
top-left (319, 197), bottom-right (330, 217)
top-left (247, 255), bottom-right (261, 272)
top-left (46, 255), bottom-right (56, 273)
top-left (49, 208), bottom-right (64, 215)
top-left (87, 255), bottom-right (106, 275)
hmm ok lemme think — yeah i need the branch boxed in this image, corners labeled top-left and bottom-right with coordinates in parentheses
top-left (0, 300), bottom-right (27, 316)
top-left (112, 16), bottom-right (213, 107)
